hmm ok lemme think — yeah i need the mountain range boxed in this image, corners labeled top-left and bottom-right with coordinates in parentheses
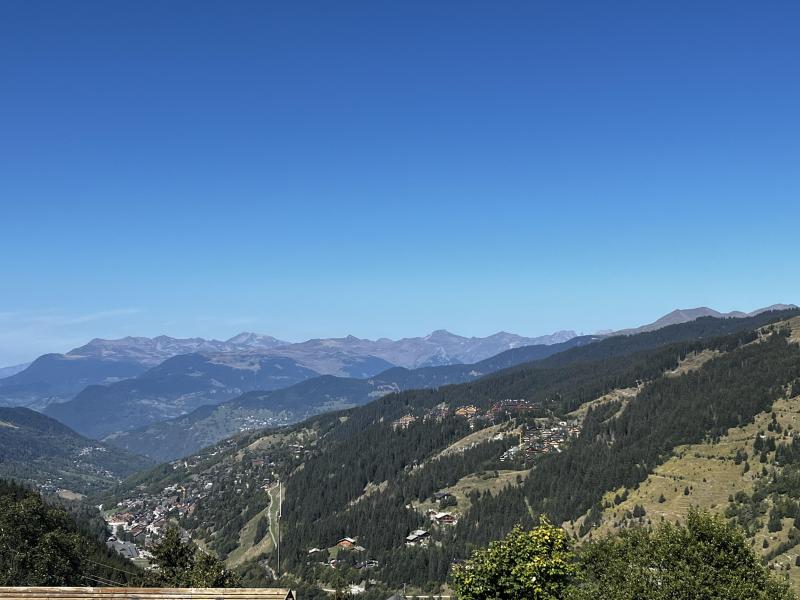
top-left (103, 335), bottom-right (597, 460)
top-left (68, 333), bottom-right (291, 366)
top-left (0, 328), bottom-right (576, 411)
top-left (1, 304), bottom-right (795, 446)
top-left (68, 328), bottom-right (577, 369)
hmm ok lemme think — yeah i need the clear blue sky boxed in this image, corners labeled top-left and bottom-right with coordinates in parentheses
top-left (1, 1), bottom-right (799, 364)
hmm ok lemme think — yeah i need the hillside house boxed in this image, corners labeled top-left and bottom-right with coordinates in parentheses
top-left (424, 402), bottom-right (450, 422)
top-left (405, 529), bottom-right (430, 546)
top-left (336, 537), bottom-right (357, 549)
top-left (356, 559), bottom-right (379, 569)
top-left (454, 405), bottom-right (479, 418)
top-left (106, 539), bottom-right (139, 560)
top-left (431, 512), bottom-right (458, 526)
top-left (129, 524), bottom-right (147, 543)
top-left (392, 414), bottom-right (417, 430)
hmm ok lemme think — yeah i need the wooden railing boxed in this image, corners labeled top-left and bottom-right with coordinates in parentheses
top-left (0, 588), bottom-right (296, 599)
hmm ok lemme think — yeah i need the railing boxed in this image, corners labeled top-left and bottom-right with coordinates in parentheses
top-left (0, 588), bottom-right (296, 600)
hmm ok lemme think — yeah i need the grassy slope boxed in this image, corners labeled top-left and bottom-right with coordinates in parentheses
top-left (568, 317), bottom-right (800, 590)
top-left (414, 468), bottom-right (531, 517)
top-left (569, 392), bottom-right (800, 589)
top-left (225, 483), bottom-right (279, 568)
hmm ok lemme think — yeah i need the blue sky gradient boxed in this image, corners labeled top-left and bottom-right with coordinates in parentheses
top-left (1, 1), bottom-right (799, 364)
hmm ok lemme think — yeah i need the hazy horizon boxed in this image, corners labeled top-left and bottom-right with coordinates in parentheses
top-left (1, 302), bottom-right (796, 366)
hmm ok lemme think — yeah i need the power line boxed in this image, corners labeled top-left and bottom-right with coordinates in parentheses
top-left (83, 558), bottom-right (141, 577)
top-left (87, 574), bottom-right (124, 586)
top-left (82, 557), bottom-right (141, 578)
top-left (82, 573), bottom-right (126, 587)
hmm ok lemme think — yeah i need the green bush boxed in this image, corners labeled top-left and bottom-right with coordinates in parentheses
top-left (451, 519), bottom-right (574, 600)
top-left (567, 509), bottom-right (793, 600)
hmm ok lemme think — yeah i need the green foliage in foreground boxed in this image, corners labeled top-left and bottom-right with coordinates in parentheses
top-left (451, 519), bottom-right (575, 600)
top-left (150, 526), bottom-right (240, 587)
top-left (569, 509), bottom-right (794, 600)
top-left (452, 509), bottom-right (795, 600)
top-left (0, 480), bottom-right (145, 586)
top-left (0, 480), bottom-right (242, 589)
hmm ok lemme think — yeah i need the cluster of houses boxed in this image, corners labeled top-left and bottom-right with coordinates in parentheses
top-left (405, 504), bottom-right (459, 547)
top-left (33, 446), bottom-right (126, 496)
top-left (500, 420), bottom-right (582, 461)
top-left (105, 483), bottom-right (195, 550)
top-left (393, 399), bottom-right (552, 433)
top-left (393, 402), bottom-right (481, 429)
top-left (104, 439), bottom-right (284, 561)
top-left (233, 412), bottom-right (292, 434)
top-left (455, 400), bottom-right (545, 423)
top-left (487, 399), bottom-right (543, 419)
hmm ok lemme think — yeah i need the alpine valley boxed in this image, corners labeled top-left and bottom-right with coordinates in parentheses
top-left (7, 306), bottom-right (800, 596)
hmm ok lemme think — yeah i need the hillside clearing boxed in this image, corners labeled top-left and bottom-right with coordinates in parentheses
top-left (569, 392), bottom-right (800, 591)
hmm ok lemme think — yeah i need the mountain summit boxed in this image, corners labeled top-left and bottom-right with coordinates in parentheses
top-left (224, 332), bottom-right (289, 348)
top-left (614, 304), bottom-right (798, 336)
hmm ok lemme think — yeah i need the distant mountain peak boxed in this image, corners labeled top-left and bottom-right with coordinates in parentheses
top-left (225, 332), bottom-right (288, 348)
top-left (425, 329), bottom-right (459, 339)
top-left (614, 304), bottom-right (798, 336)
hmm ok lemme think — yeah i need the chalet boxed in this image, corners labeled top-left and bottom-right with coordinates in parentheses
top-left (336, 537), bottom-right (357, 549)
top-left (454, 405), bottom-right (479, 418)
top-left (405, 529), bottom-right (430, 546)
top-left (432, 491), bottom-right (453, 502)
top-left (424, 402), bottom-right (450, 422)
top-left (392, 414), bottom-right (417, 430)
top-left (431, 512), bottom-right (458, 526)
top-left (129, 524), bottom-right (147, 543)
top-left (149, 516), bottom-right (167, 533)
top-left (348, 582), bottom-right (366, 595)
top-left (106, 539), bottom-right (139, 560)
top-left (356, 559), bottom-right (379, 569)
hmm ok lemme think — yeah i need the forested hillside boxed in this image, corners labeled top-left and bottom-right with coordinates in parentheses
top-left (573, 318), bottom-right (800, 587)
top-left (0, 407), bottom-right (152, 495)
top-left (276, 321), bottom-right (800, 590)
top-left (99, 308), bottom-right (800, 595)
